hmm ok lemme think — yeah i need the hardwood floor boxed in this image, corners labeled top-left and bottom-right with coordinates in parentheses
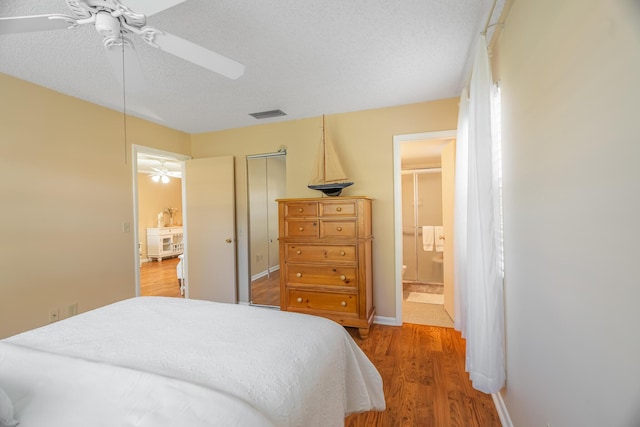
top-left (141, 260), bottom-right (282, 304)
top-left (139, 257), bottom-right (183, 298)
top-left (345, 323), bottom-right (501, 427)
top-left (141, 261), bottom-right (499, 426)
top-left (250, 270), bottom-right (280, 306)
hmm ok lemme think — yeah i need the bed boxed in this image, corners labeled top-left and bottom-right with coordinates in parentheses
top-left (0, 297), bottom-right (385, 426)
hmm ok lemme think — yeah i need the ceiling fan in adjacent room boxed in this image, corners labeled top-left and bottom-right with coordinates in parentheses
top-left (0, 0), bottom-right (245, 94)
top-left (149, 160), bottom-right (181, 183)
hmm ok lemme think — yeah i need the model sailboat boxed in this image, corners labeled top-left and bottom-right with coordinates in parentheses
top-left (308, 116), bottom-right (353, 197)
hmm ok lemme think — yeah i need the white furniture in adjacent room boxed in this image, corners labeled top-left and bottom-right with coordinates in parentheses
top-left (146, 226), bottom-right (184, 261)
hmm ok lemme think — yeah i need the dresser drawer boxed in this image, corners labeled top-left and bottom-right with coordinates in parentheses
top-left (286, 264), bottom-right (357, 287)
top-left (284, 202), bottom-right (318, 218)
top-left (319, 220), bottom-right (357, 239)
top-left (288, 289), bottom-right (357, 314)
top-left (284, 220), bottom-right (318, 238)
top-left (319, 200), bottom-right (356, 216)
top-left (284, 244), bottom-right (356, 263)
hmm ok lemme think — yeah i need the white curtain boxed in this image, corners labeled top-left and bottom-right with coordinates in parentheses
top-left (453, 35), bottom-right (505, 394)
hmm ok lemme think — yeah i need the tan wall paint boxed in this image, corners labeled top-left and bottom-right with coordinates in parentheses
top-left (0, 73), bottom-right (190, 338)
top-left (191, 99), bottom-right (459, 318)
top-left (137, 174), bottom-right (183, 259)
top-left (496, 0), bottom-right (640, 425)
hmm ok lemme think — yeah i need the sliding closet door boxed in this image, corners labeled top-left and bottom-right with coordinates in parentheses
top-left (247, 153), bottom-right (286, 307)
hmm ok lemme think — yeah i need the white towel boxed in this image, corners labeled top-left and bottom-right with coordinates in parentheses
top-left (435, 226), bottom-right (444, 252)
top-left (422, 226), bottom-right (434, 251)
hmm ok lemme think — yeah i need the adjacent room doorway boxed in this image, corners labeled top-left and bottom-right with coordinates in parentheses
top-left (132, 146), bottom-right (237, 303)
top-left (393, 131), bottom-right (456, 327)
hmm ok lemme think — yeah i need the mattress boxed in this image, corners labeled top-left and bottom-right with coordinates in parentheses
top-left (0, 296), bottom-right (385, 426)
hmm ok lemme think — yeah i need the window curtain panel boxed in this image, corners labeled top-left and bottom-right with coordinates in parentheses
top-left (453, 35), bottom-right (505, 394)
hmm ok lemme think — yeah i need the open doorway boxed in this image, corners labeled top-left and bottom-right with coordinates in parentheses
top-left (132, 145), bottom-right (190, 298)
top-left (393, 131), bottom-right (456, 327)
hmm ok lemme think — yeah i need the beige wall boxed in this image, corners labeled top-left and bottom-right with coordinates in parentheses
top-left (0, 73), bottom-right (190, 338)
top-left (0, 70), bottom-right (456, 333)
top-left (192, 100), bottom-right (459, 317)
top-left (496, 0), bottom-right (640, 425)
top-left (137, 174), bottom-right (183, 259)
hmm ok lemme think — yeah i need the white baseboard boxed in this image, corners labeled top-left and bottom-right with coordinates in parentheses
top-left (492, 392), bottom-right (513, 427)
top-left (250, 265), bottom-right (281, 282)
top-left (373, 316), bottom-right (397, 326)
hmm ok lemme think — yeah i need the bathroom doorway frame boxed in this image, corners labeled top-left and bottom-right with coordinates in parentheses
top-left (392, 130), bottom-right (457, 325)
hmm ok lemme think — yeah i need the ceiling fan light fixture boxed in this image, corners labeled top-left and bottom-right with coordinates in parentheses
top-left (151, 174), bottom-right (160, 183)
top-left (161, 175), bottom-right (170, 184)
top-left (94, 11), bottom-right (121, 39)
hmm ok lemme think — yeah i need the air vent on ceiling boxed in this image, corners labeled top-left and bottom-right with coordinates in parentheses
top-left (249, 109), bottom-right (287, 119)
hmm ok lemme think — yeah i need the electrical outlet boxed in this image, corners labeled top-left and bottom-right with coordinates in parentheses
top-left (67, 303), bottom-right (78, 317)
top-left (49, 308), bottom-right (59, 323)
top-left (122, 221), bottom-right (131, 233)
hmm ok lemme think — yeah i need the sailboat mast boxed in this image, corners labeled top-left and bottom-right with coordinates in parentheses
top-left (322, 115), bottom-right (327, 181)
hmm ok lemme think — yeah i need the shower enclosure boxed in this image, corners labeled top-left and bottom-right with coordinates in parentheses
top-left (401, 169), bottom-right (444, 285)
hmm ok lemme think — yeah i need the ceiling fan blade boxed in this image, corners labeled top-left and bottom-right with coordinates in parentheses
top-left (0, 14), bottom-right (76, 35)
top-left (104, 40), bottom-right (149, 94)
top-left (122, 0), bottom-right (188, 17)
top-left (152, 31), bottom-right (245, 79)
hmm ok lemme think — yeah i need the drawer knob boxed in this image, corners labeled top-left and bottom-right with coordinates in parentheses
top-left (296, 250), bottom-right (302, 255)
top-left (297, 297), bottom-right (303, 303)
top-left (337, 226), bottom-right (343, 231)
top-left (340, 275), bottom-right (346, 281)
top-left (298, 208), bottom-right (303, 212)
top-left (340, 251), bottom-right (345, 256)
top-left (296, 272), bottom-right (302, 278)
top-left (336, 207), bottom-right (342, 212)
top-left (341, 301), bottom-right (347, 307)
top-left (299, 227), bottom-right (304, 231)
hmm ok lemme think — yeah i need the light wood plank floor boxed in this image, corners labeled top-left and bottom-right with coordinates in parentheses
top-left (140, 257), bottom-right (182, 298)
top-left (345, 323), bottom-right (501, 427)
top-left (141, 262), bottom-right (500, 426)
top-left (250, 270), bottom-right (280, 306)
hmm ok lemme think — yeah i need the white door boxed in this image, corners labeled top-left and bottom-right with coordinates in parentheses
top-left (441, 141), bottom-right (456, 318)
top-left (183, 156), bottom-right (236, 303)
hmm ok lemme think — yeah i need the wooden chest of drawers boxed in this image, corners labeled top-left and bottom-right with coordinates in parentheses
top-left (277, 197), bottom-right (374, 338)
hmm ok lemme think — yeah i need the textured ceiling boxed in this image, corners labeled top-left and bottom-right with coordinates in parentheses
top-left (0, 0), bottom-right (503, 134)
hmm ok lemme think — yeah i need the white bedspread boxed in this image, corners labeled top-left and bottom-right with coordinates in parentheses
top-left (2, 297), bottom-right (385, 426)
top-left (0, 342), bottom-right (275, 427)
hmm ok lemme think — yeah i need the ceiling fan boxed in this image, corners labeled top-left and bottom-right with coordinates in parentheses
top-left (150, 161), bottom-right (181, 183)
top-left (0, 0), bottom-right (245, 93)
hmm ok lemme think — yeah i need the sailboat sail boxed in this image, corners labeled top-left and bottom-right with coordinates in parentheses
top-left (308, 116), bottom-right (353, 196)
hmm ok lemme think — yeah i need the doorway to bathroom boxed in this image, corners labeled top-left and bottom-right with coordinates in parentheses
top-left (393, 131), bottom-right (456, 327)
